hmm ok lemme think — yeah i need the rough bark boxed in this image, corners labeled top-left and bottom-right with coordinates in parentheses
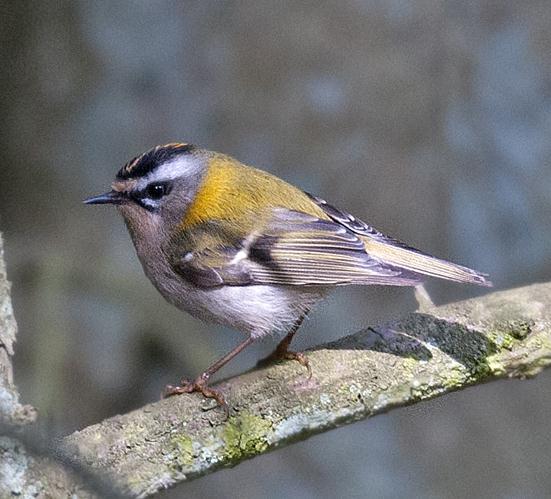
top-left (0, 233), bottom-right (35, 426)
top-left (0, 233), bottom-right (105, 498)
top-left (64, 281), bottom-right (551, 498)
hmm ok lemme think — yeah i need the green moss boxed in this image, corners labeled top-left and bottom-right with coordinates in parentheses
top-left (485, 318), bottom-right (534, 354)
top-left (408, 380), bottom-right (433, 399)
top-left (442, 367), bottom-right (467, 390)
top-left (221, 413), bottom-right (272, 462)
top-left (401, 357), bottom-right (420, 371)
top-left (496, 332), bottom-right (514, 350)
top-left (501, 319), bottom-right (534, 340)
top-left (170, 434), bottom-right (195, 468)
top-left (440, 356), bottom-right (500, 392)
top-left (469, 357), bottom-right (494, 379)
top-left (443, 317), bottom-right (538, 384)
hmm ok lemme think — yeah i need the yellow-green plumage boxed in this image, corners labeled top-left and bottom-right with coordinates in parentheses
top-left (181, 153), bottom-right (329, 230)
top-left (173, 151), bottom-right (490, 288)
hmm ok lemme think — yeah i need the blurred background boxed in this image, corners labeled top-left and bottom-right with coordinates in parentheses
top-left (1, 1), bottom-right (551, 497)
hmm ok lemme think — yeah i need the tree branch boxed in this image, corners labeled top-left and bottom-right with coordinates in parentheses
top-left (0, 233), bottom-right (36, 426)
top-left (0, 232), bottom-right (119, 498)
top-left (64, 281), bottom-right (551, 498)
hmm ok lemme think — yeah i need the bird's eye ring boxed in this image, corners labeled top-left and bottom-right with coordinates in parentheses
top-left (145, 182), bottom-right (170, 200)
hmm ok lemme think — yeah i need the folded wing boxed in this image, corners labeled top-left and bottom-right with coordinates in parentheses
top-left (247, 209), bottom-right (421, 286)
top-left (174, 208), bottom-right (422, 288)
top-left (174, 200), bottom-right (490, 289)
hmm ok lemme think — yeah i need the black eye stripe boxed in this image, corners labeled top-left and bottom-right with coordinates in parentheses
top-left (131, 182), bottom-right (172, 209)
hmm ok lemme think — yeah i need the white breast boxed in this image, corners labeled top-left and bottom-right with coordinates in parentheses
top-left (140, 257), bottom-right (324, 338)
top-left (158, 272), bottom-right (325, 338)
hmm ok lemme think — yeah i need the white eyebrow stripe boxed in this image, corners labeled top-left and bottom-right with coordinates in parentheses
top-left (135, 156), bottom-right (202, 191)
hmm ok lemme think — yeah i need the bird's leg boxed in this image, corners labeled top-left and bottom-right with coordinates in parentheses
top-left (163, 336), bottom-right (255, 413)
top-left (257, 315), bottom-right (311, 377)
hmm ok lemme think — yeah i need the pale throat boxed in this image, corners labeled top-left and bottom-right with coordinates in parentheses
top-left (118, 205), bottom-right (165, 260)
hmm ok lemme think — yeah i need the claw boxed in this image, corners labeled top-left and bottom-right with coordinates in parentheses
top-left (162, 377), bottom-right (229, 417)
top-left (282, 351), bottom-right (312, 379)
top-left (257, 349), bottom-right (312, 378)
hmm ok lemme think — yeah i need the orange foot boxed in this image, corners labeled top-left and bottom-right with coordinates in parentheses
top-left (257, 349), bottom-right (312, 378)
top-left (162, 376), bottom-right (228, 416)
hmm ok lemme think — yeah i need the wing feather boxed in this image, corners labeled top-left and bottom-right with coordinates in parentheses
top-left (173, 208), bottom-right (420, 288)
top-left (246, 210), bottom-right (420, 286)
top-left (305, 193), bottom-right (491, 287)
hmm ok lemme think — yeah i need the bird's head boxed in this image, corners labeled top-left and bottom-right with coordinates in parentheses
top-left (84, 143), bottom-right (208, 238)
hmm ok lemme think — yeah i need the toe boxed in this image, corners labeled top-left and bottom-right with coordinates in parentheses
top-left (286, 351), bottom-right (312, 378)
top-left (163, 378), bottom-right (229, 416)
top-left (162, 384), bottom-right (186, 398)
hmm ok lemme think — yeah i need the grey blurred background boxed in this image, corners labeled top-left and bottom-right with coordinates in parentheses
top-left (1, 1), bottom-right (551, 498)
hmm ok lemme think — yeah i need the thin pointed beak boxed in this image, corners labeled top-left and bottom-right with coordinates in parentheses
top-left (83, 190), bottom-right (125, 205)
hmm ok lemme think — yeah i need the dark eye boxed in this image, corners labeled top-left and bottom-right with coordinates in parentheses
top-left (145, 182), bottom-right (169, 200)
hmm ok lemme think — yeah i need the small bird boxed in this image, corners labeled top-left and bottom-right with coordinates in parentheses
top-left (85, 143), bottom-right (490, 409)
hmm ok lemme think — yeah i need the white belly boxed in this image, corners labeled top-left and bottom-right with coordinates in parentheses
top-left (146, 263), bottom-right (326, 338)
top-left (128, 228), bottom-right (327, 338)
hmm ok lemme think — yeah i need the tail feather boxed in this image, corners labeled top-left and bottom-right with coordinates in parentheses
top-left (363, 238), bottom-right (492, 287)
top-left (302, 192), bottom-right (491, 288)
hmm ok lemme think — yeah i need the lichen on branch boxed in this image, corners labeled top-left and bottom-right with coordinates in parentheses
top-left (63, 282), bottom-right (551, 498)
